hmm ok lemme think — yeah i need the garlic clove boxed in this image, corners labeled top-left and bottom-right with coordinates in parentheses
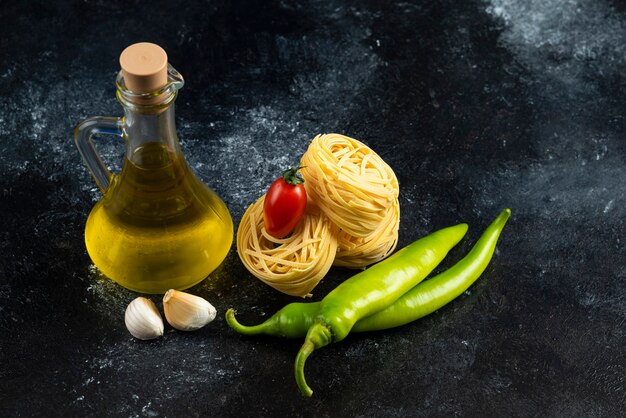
top-left (163, 289), bottom-right (217, 331)
top-left (125, 297), bottom-right (164, 340)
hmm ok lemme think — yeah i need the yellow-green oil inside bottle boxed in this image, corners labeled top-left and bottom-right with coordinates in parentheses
top-left (85, 142), bottom-right (233, 293)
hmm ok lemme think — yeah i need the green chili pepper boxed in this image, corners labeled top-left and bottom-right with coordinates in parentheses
top-left (294, 222), bottom-right (469, 396)
top-left (225, 209), bottom-right (509, 338)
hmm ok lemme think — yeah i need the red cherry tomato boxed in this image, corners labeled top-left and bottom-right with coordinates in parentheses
top-left (263, 167), bottom-right (307, 239)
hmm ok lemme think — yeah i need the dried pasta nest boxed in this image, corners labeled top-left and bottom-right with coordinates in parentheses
top-left (300, 133), bottom-right (399, 238)
top-left (237, 196), bottom-right (338, 297)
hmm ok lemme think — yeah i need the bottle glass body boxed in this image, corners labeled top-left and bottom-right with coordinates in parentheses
top-left (76, 68), bottom-right (233, 293)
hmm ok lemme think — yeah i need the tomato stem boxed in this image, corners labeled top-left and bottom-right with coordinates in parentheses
top-left (282, 167), bottom-right (305, 186)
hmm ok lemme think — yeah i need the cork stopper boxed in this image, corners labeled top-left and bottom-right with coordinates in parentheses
top-left (119, 43), bottom-right (168, 93)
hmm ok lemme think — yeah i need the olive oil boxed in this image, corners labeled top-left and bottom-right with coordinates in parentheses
top-left (85, 142), bottom-right (233, 293)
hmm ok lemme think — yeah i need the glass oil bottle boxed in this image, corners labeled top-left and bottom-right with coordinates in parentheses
top-left (74, 43), bottom-right (233, 293)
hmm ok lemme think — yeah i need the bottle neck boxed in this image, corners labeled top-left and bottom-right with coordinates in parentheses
top-left (122, 102), bottom-right (181, 166)
top-left (115, 64), bottom-right (185, 168)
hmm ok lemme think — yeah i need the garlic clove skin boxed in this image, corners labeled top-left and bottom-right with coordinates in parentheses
top-left (125, 297), bottom-right (164, 340)
top-left (163, 289), bottom-right (217, 331)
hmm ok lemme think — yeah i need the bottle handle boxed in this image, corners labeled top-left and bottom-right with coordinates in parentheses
top-left (73, 117), bottom-right (124, 192)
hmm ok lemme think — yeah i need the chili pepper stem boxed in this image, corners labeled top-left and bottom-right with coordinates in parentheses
top-left (225, 308), bottom-right (276, 336)
top-left (295, 322), bottom-right (333, 397)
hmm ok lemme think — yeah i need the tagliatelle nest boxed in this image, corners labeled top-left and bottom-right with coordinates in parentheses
top-left (300, 133), bottom-right (399, 238)
top-left (237, 196), bottom-right (338, 297)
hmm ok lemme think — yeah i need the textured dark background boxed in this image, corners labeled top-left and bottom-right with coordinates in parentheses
top-left (1, 0), bottom-right (625, 416)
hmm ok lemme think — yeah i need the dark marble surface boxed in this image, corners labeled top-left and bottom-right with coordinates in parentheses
top-left (1, 0), bottom-right (625, 416)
